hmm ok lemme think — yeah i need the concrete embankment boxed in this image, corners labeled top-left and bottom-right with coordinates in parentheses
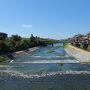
top-left (12, 47), bottom-right (39, 57)
top-left (65, 44), bottom-right (90, 62)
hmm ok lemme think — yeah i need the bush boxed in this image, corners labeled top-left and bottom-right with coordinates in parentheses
top-left (0, 41), bottom-right (11, 54)
top-left (83, 41), bottom-right (88, 49)
top-left (0, 56), bottom-right (6, 62)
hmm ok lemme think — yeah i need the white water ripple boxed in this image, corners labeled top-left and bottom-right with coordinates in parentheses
top-left (0, 70), bottom-right (90, 79)
top-left (13, 60), bottom-right (79, 64)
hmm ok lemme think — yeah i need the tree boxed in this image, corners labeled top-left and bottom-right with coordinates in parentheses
top-left (11, 35), bottom-right (21, 41)
top-left (30, 34), bottom-right (35, 42)
top-left (30, 34), bottom-right (38, 47)
top-left (83, 40), bottom-right (88, 49)
top-left (10, 35), bottom-right (22, 51)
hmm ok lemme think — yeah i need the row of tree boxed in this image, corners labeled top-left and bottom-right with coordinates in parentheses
top-left (0, 33), bottom-right (59, 54)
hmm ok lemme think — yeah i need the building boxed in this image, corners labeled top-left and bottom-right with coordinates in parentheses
top-left (70, 34), bottom-right (84, 46)
top-left (0, 32), bottom-right (7, 40)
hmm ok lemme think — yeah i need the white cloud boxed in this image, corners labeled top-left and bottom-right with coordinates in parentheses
top-left (22, 24), bottom-right (32, 28)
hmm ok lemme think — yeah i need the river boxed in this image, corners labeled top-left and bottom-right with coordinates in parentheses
top-left (0, 44), bottom-right (90, 90)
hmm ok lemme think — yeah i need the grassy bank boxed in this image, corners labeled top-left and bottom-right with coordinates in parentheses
top-left (63, 43), bottom-right (69, 48)
top-left (0, 56), bottom-right (6, 63)
top-left (86, 45), bottom-right (90, 52)
top-left (0, 55), bottom-right (13, 63)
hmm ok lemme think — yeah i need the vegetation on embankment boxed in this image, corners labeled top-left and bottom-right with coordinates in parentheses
top-left (0, 56), bottom-right (6, 63)
top-left (66, 42), bottom-right (89, 53)
top-left (85, 45), bottom-right (90, 52)
top-left (0, 54), bottom-right (14, 63)
top-left (71, 43), bottom-right (90, 52)
top-left (81, 45), bottom-right (90, 52)
top-left (0, 33), bottom-right (59, 63)
top-left (63, 43), bottom-right (69, 48)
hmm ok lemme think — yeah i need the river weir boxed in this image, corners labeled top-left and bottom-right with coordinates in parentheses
top-left (0, 44), bottom-right (90, 90)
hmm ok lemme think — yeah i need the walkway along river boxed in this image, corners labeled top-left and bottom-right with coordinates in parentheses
top-left (0, 44), bottom-right (90, 90)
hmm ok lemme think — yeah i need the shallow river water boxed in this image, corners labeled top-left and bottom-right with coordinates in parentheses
top-left (0, 44), bottom-right (90, 90)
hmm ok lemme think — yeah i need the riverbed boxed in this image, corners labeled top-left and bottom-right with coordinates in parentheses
top-left (0, 44), bottom-right (90, 90)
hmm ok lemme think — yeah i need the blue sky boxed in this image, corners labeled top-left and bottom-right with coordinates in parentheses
top-left (0, 0), bottom-right (90, 39)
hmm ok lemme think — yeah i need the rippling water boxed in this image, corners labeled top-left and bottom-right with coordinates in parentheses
top-left (0, 44), bottom-right (90, 90)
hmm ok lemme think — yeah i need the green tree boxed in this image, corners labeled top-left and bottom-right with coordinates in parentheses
top-left (10, 35), bottom-right (22, 51)
top-left (11, 35), bottom-right (21, 41)
top-left (30, 34), bottom-right (38, 47)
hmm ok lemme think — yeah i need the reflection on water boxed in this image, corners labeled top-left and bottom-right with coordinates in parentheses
top-left (0, 44), bottom-right (90, 90)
